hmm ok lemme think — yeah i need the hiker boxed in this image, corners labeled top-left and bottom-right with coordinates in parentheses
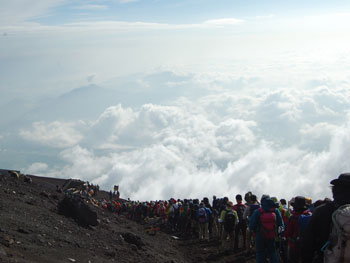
top-left (191, 199), bottom-right (200, 238)
top-left (220, 201), bottom-right (239, 250)
top-left (243, 194), bottom-right (260, 251)
top-left (212, 195), bottom-right (220, 237)
top-left (158, 202), bottom-right (166, 224)
top-left (203, 197), bottom-right (214, 239)
top-left (279, 198), bottom-right (290, 225)
top-left (197, 202), bottom-right (211, 241)
top-left (218, 197), bottom-right (229, 238)
top-left (179, 199), bottom-right (190, 235)
top-left (244, 191), bottom-right (253, 205)
top-left (249, 195), bottom-right (284, 263)
top-left (301, 173), bottom-right (350, 263)
top-left (233, 194), bottom-right (247, 250)
top-left (243, 194), bottom-right (260, 222)
top-left (285, 196), bottom-right (312, 262)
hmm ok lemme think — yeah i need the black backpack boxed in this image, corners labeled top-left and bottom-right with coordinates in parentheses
top-left (236, 204), bottom-right (246, 222)
top-left (224, 210), bottom-right (236, 232)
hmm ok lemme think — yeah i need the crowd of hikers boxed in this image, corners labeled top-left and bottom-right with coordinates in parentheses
top-left (62, 173), bottom-right (350, 263)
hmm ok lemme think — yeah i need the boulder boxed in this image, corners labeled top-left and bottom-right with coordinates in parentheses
top-left (58, 196), bottom-right (98, 227)
top-left (120, 232), bottom-right (145, 249)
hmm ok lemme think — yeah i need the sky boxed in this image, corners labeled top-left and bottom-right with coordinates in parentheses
top-left (1, 0), bottom-right (350, 201)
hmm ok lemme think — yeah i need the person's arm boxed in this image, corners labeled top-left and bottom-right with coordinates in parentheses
top-left (274, 208), bottom-right (284, 229)
top-left (234, 211), bottom-right (239, 225)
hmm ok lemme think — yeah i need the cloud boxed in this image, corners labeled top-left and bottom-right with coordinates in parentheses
top-left (25, 162), bottom-right (48, 174)
top-left (73, 4), bottom-right (108, 10)
top-left (203, 18), bottom-right (244, 26)
top-left (20, 121), bottom-right (84, 148)
top-left (0, 0), bottom-right (66, 26)
top-left (255, 14), bottom-right (275, 19)
top-left (12, 66), bottom-right (350, 202)
top-left (1, 17), bottom-right (244, 34)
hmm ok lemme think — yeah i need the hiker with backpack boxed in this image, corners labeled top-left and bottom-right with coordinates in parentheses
top-left (179, 199), bottom-right (191, 236)
top-left (233, 194), bottom-right (248, 250)
top-left (301, 173), bottom-right (350, 263)
top-left (243, 194), bottom-right (260, 251)
top-left (191, 199), bottom-right (200, 238)
top-left (285, 196), bottom-right (312, 262)
top-left (220, 201), bottom-right (239, 250)
top-left (197, 202), bottom-right (210, 241)
top-left (249, 195), bottom-right (284, 263)
top-left (203, 197), bottom-right (215, 239)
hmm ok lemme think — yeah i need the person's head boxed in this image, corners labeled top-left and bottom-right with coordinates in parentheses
top-left (271, 197), bottom-right (279, 205)
top-left (223, 196), bottom-right (229, 203)
top-left (291, 196), bottom-right (308, 212)
top-left (236, 194), bottom-right (242, 202)
top-left (213, 195), bottom-right (216, 200)
top-left (280, 199), bottom-right (287, 206)
top-left (261, 194), bottom-right (270, 202)
top-left (251, 194), bottom-right (257, 203)
top-left (244, 191), bottom-right (252, 203)
top-left (305, 197), bottom-right (312, 207)
top-left (203, 197), bottom-right (209, 204)
top-left (226, 201), bottom-right (233, 208)
top-left (331, 173), bottom-right (350, 201)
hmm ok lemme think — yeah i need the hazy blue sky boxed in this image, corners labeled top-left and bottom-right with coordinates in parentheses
top-left (1, 0), bottom-right (350, 201)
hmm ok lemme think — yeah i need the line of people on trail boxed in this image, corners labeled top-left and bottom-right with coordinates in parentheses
top-left (121, 173), bottom-right (350, 263)
top-left (61, 173), bottom-right (350, 263)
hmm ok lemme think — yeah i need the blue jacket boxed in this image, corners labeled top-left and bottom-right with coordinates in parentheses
top-left (249, 197), bottom-right (284, 234)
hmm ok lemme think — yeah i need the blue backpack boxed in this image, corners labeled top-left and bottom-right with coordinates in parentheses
top-left (298, 211), bottom-right (312, 237)
top-left (198, 208), bottom-right (207, 224)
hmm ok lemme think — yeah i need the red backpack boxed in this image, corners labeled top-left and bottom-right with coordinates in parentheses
top-left (259, 208), bottom-right (277, 239)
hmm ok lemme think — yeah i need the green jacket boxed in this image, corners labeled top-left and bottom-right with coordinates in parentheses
top-left (220, 207), bottom-right (239, 224)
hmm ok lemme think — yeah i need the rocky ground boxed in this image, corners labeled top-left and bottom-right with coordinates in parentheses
top-left (0, 171), bottom-right (255, 263)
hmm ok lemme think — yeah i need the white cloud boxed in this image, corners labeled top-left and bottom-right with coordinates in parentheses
top-left (20, 121), bottom-right (84, 148)
top-left (203, 18), bottom-right (244, 26)
top-left (300, 122), bottom-right (338, 138)
top-left (1, 17), bottom-right (244, 34)
top-left (0, 0), bottom-right (66, 26)
top-left (20, 84), bottom-right (350, 201)
top-left (26, 162), bottom-right (48, 174)
top-left (73, 4), bottom-right (108, 10)
top-left (255, 14), bottom-right (275, 19)
top-left (9, 61), bottom-right (350, 202)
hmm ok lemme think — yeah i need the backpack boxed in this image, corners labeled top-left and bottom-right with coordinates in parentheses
top-left (298, 211), bottom-right (312, 238)
top-left (224, 210), bottom-right (237, 232)
top-left (198, 208), bottom-right (207, 224)
top-left (259, 208), bottom-right (277, 240)
top-left (324, 204), bottom-right (350, 263)
top-left (236, 204), bottom-right (246, 222)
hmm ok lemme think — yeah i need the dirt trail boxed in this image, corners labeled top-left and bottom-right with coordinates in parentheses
top-left (0, 171), bottom-right (255, 263)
